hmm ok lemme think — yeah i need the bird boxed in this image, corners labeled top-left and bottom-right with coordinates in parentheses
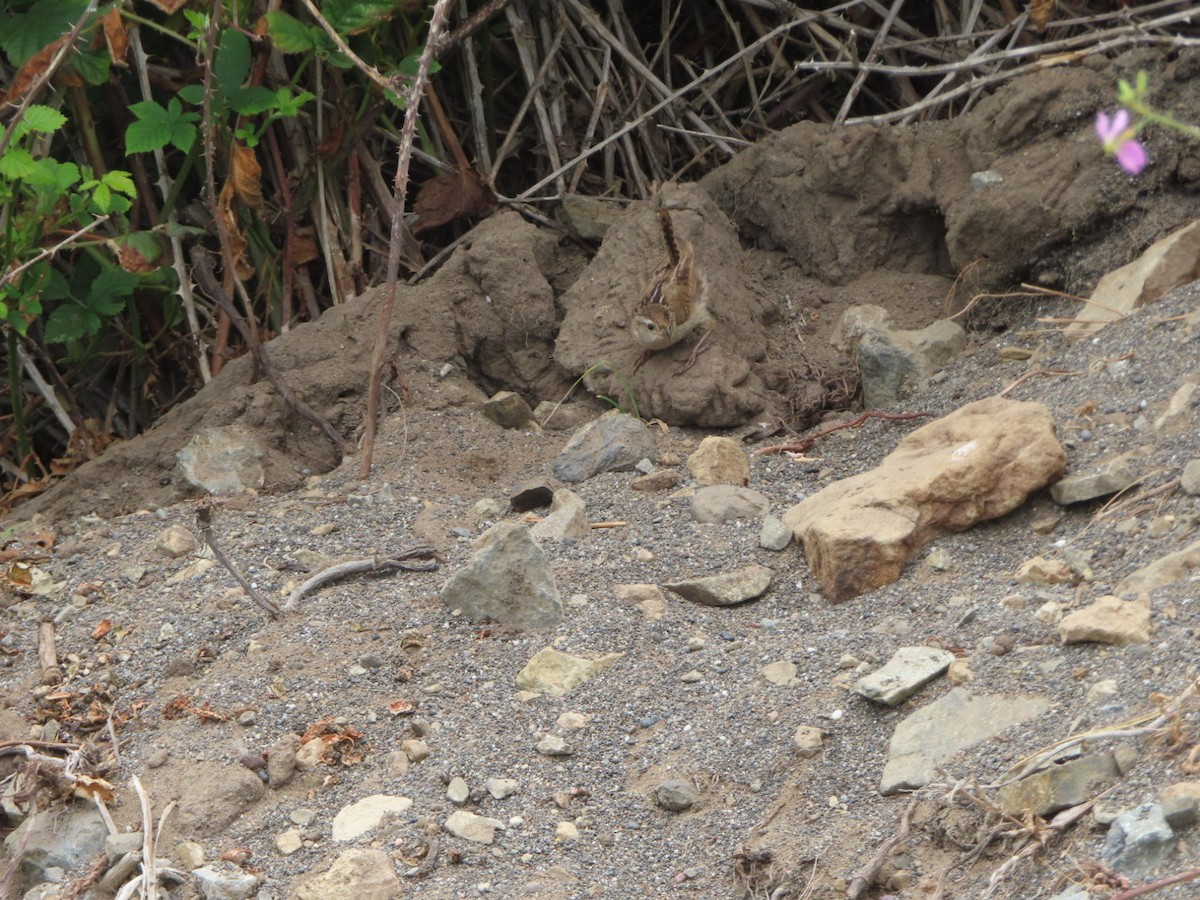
top-left (629, 207), bottom-right (712, 373)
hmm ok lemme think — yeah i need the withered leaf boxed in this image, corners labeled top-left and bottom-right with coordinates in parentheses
top-left (91, 619), bottom-right (112, 640)
top-left (230, 141), bottom-right (263, 210)
top-left (102, 7), bottom-right (129, 67)
top-left (412, 168), bottom-right (497, 234)
top-left (1, 37), bottom-right (67, 106)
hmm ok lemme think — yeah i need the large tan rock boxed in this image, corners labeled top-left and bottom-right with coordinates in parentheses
top-left (783, 398), bottom-right (1065, 602)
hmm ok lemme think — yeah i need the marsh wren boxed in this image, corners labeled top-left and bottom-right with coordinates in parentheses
top-left (629, 208), bottom-right (712, 372)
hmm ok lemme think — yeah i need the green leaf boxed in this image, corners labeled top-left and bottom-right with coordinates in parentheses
top-left (90, 181), bottom-right (112, 212)
top-left (113, 231), bottom-right (163, 267)
top-left (177, 84), bottom-right (205, 105)
top-left (266, 11), bottom-right (316, 53)
top-left (324, 0), bottom-right (405, 35)
top-left (44, 303), bottom-right (97, 343)
top-left (41, 267), bottom-right (71, 302)
top-left (0, 0), bottom-right (89, 66)
top-left (214, 28), bottom-right (251, 98)
top-left (23, 157), bottom-right (66, 188)
top-left (0, 147), bottom-right (38, 179)
top-left (21, 104), bottom-right (67, 135)
top-left (87, 268), bottom-right (137, 316)
top-left (274, 88), bottom-right (314, 117)
top-left (73, 45), bottom-right (111, 84)
top-left (229, 86), bottom-right (277, 116)
top-left (126, 99), bottom-right (197, 154)
top-left (101, 170), bottom-right (136, 197)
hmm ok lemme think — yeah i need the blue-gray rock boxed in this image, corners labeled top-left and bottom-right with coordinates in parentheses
top-left (2, 804), bottom-right (107, 891)
top-left (1103, 803), bottom-right (1176, 878)
top-left (552, 413), bottom-right (655, 483)
top-left (855, 646), bottom-right (954, 706)
top-left (439, 523), bottom-right (562, 628)
top-left (655, 779), bottom-right (699, 812)
top-left (1161, 794), bottom-right (1199, 829)
top-left (996, 752), bottom-right (1122, 817)
top-left (1050, 459), bottom-right (1137, 505)
top-left (690, 485), bottom-right (770, 523)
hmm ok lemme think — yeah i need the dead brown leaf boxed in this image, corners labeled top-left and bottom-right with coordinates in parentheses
top-left (412, 168), bottom-right (497, 234)
top-left (0, 37), bottom-right (67, 106)
top-left (101, 7), bottom-right (129, 67)
top-left (230, 141), bottom-right (263, 210)
top-left (91, 619), bottom-right (112, 640)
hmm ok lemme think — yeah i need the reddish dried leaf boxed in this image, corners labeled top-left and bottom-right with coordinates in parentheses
top-left (1, 37), bottom-right (67, 106)
top-left (412, 168), bottom-right (497, 234)
top-left (72, 774), bottom-right (115, 803)
top-left (230, 142), bottom-right (263, 210)
top-left (192, 701), bottom-right (229, 723)
top-left (387, 698), bottom-right (417, 716)
top-left (91, 619), bottom-right (112, 640)
top-left (291, 228), bottom-right (320, 265)
top-left (217, 180), bottom-right (253, 280)
top-left (220, 848), bottom-right (253, 865)
top-left (102, 8), bottom-right (129, 67)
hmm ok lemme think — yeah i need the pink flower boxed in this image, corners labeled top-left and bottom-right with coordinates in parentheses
top-left (1096, 109), bottom-right (1147, 174)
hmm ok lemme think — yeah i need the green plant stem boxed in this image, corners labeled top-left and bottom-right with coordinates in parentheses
top-left (119, 10), bottom-right (200, 50)
top-left (159, 137), bottom-right (203, 223)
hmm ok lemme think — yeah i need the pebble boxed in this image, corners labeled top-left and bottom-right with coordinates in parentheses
top-left (536, 735), bottom-right (572, 756)
top-left (654, 780), bottom-right (699, 811)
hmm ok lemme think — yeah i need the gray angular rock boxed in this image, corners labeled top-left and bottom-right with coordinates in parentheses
top-left (530, 488), bottom-right (589, 542)
top-left (2, 805), bottom-right (107, 891)
top-left (1115, 539), bottom-right (1200, 597)
top-left (439, 523), bottom-right (562, 628)
top-left (1161, 794), bottom-right (1199, 830)
top-left (1059, 594), bottom-right (1151, 645)
top-left (686, 436), bottom-right (750, 486)
top-left (1182, 459), bottom-right (1200, 496)
top-left (445, 810), bottom-right (505, 844)
top-left (516, 648), bottom-right (623, 697)
top-left (664, 565), bottom-right (773, 607)
top-left (171, 762), bottom-right (267, 837)
top-left (1050, 459), bottom-right (1137, 505)
top-left (332, 794), bottom-right (413, 841)
top-left (176, 425), bottom-right (266, 495)
top-left (758, 515), bottom-right (792, 550)
top-left (855, 646), bottom-right (955, 706)
top-left (837, 306), bottom-right (966, 407)
top-left (552, 412), bottom-right (655, 483)
top-left (690, 485), bottom-right (771, 523)
top-left (1103, 803), bottom-right (1176, 878)
top-left (267, 732), bottom-right (300, 788)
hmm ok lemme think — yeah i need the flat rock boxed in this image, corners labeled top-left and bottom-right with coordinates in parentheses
top-left (690, 485), bottom-right (770, 523)
top-left (630, 470), bottom-right (682, 491)
top-left (880, 688), bottom-right (1052, 794)
top-left (176, 425), bottom-right (266, 495)
top-left (482, 390), bottom-right (535, 429)
top-left (332, 794), bottom-right (413, 841)
top-left (1115, 538), bottom-right (1200, 596)
top-left (552, 412), bottom-right (655, 483)
top-left (516, 648), bottom-right (623, 697)
top-left (445, 810), bottom-right (505, 844)
top-left (664, 565), bottom-right (773, 607)
top-left (1050, 458), bottom-right (1137, 505)
top-left (170, 762), bottom-right (267, 837)
top-left (784, 397), bottom-right (1065, 602)
top-left (1059, 594), bottom-right (1151, 645)
top-left (1063, 219), bottom-right (1200, 341)
top-left (439, 523), bottom-right (562, 628)
top-left (293, 848), bottom-right (401, 900)
top-left (1016, 555), bottom-right (1077, 585)
top-left (997, 752), bottom-right (1122, 817)
top-left (687, 436), bottom-right (751, 485)
top-left (855, 646), bottom-right (955, 706)
top-left (485, 777), bottom-right (519, 800)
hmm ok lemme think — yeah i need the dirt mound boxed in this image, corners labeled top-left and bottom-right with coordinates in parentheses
top-left (14, 51), bottom-right (1200, 525)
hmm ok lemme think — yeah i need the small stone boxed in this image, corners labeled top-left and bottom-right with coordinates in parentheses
top-left (191, 863), bottom-right (259, 900)
top-left (332, 794), bottom-right (414, 842)
top-left (1059, 594), bottom-right (1151, 645)
top-left (290, 808), bottom-right (317, 827)
top-left (1017, 556), bottom-right (1077, 586)
top-left (147, 748), bottom-right (169, 768)
top-left (293, 848), bottom-right (401, 900)
top-left (175, 841), bottom-right (205, 870)
top-left (554, 821), bottom-right (580, 842)
top-left (687, 436), bottom-right (751, 486)
top-left (1050, 460), bottom-right (1137, 505)
top-left (447, 777), bottom-right (470, 805)
top-left (485, 778), bottom-right (519, 800)
top-left (1182, 460), bottom-right (1200, 496)
top-left (516, 648), bottom-right (623, 697)
top-left (855, 646), bottom-right (955, 706)
top-left (947, 658), bottom-right (974, 685)
top-left (155, 525), bottom-right (197, 558)
top-left (681, 670), bottom-right (704, 683)
top-left (999, 593), bottom-right (1027, 610)
top-left (758, 515), bottom-right (792, 551)
top-left (275, 829), bottom-right (303, 855)
top-left (792, 726), bottom-right (824, 759)
top-left (1161, 795), bottom-right (1199, 829)
top-left (401, 739), bottom-right (429, 763)
top-left (1035, 601), bottom-right (1064, 625)
top-left (762, 661), bottom-right (799, 687)
top-left (654, 779), bottom-right (699, 811)
top-left (614, 583), bottom-right (668, 620)
top-left (1102, 803), bottom-right (1177, 878)
top-left (1086, 679), bottom-right (1118, 703)
top-left (690, 485), bottom-right (770, 523)
top-left (482, 391), bottom-right (535, 429)
top-left (445, 810), bottom-right (504, 844)
top-left (473, 498), bottom-right (503, 518)
top-left (556, 711), bottom-right (590, 730)
top-left (631, 470), bottom-right (681, 492)
top-left (924, 547), bottom-right (952, 571)
top-left (664, 565), bottom-right (773, 607)
top-left (536, 734), bottom-right (571, 756)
